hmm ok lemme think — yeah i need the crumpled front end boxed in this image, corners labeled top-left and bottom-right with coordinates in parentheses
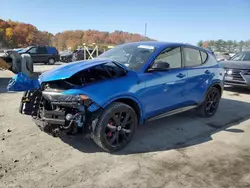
top-left (19, 60), bottom-right (128, 136)
top-left (19, 85), bottom-right (102, 136)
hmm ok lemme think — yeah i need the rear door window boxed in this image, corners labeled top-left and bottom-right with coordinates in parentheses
top-left (183, 48), bottom-right (202, 67)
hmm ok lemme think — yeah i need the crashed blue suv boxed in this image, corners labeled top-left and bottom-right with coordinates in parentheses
top-left (19, 42), bottom-right (225, 152)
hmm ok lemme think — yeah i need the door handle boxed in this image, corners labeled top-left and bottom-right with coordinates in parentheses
top-left (205, 70), bottom-right (211, 74)
top-left (176, 73), bottom-right (186, 78)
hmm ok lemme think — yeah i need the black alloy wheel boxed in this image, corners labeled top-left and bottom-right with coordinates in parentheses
top-left (198, 87), bottom-right (221, 117)
top-left (205, 88), bottom-right (220, 116)
top-left (105, 111), bottom-right (133, 147)
top-left (93, 102), bottom-right (137, 152)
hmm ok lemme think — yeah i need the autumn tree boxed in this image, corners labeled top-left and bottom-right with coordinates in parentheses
top-left (0, 19), bottom-right (52, 48)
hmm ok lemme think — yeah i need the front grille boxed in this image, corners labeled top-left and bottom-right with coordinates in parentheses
top-left (225, 68), bottom-right (246, 82)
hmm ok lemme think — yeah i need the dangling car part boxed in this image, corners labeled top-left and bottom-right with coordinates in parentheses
top-left (0, 49), bottom-right (36, 77)
top-left (17, 41), bottom-right (225, 153)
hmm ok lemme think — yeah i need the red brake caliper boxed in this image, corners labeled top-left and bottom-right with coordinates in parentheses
top-left (107, 121), bottom-right (114, 137)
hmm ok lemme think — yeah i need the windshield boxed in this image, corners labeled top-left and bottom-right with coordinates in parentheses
top-left (19, 47), bottom-right (32, 53)
top-left (98, 43), bottom-right (156, 71)
top-left (231, 52), bottom-right (250, 61)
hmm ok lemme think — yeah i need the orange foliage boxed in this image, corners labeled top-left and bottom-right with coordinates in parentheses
top-left (0, 19), bottom-right (153, 49)
top-left (0, 19), bottom-right (52, 48)
top-left (202, 41), bottom-right (209, 48)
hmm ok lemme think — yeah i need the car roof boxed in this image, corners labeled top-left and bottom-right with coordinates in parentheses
top-left (28, 45), bottom-right (56, 48)
top-left (125, 41), bottom-right (212, 53)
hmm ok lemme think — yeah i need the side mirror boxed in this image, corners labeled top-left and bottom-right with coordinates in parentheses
top-left (149, 61), bottom-right (170, 71)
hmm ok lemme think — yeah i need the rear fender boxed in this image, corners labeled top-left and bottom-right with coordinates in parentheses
top-left (200, 80), bottom-right (224, 105)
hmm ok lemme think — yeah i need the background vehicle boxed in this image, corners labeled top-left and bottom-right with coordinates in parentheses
top-left (216, 52), bottom-right (231, 62)
top-left (18, 45), bottom-right (59, 65)
top-left (60, 49), bottom-right (103, 63)
top-left (60, 51), bottom-right (73, 63)
top-left (13, 48), bottom-right (24, 52)
top-left (18, 41), bottom-right (225, 152)
top-left (222, 51), bottom-right (250, 88)
top-left (72, 48), bottom-right (103, 61)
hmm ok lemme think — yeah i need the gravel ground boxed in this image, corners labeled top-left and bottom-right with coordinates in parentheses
top-left (0, 64), bottom-right (250, 188)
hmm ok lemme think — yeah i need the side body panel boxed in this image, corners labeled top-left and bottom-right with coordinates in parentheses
top-left (184, 53), bottom-right (225, 105)
top-left (138, 69), bottom-right (188, 119)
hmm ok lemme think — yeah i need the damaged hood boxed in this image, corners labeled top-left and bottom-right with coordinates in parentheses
top-left (39, 58), bottom-right (125, 83)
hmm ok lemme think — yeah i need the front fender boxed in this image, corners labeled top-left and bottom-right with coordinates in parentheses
top-left (62, 89), bottom-right (145, 123)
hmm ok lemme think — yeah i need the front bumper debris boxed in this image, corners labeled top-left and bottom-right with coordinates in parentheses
top-left (19, 89), bottom-right (101, 137)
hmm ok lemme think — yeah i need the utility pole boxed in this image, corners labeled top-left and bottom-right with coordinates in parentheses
top-left (144, 23), bottom-right (147, 37)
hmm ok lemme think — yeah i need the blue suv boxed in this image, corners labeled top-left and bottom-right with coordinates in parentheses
top-left (19, 42), bottom-right (225, 152)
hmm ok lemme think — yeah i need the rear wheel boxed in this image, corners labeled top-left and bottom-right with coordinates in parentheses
top-left (198, 87), bottom-right (221, 117)
top-left (92, 102), bottom-right (137, 152)
top-left (47, 58), bottom-right (55, 65)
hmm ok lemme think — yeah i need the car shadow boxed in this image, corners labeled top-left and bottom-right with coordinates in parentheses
top-left (59, 97), bottom-right (250, 154)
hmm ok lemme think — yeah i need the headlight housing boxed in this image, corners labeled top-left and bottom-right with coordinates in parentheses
top-left (42, 91), bottom-right (90, 101)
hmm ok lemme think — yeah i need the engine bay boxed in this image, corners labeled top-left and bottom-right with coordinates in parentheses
top-left (42, 62), bottom-right (127, 90)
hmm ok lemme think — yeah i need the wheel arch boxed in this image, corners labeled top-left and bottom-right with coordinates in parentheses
top-left (209, 81), bottom-right (223, 96)
top-left (202, 81), bottom-right (223, 103)
top-left (102, 96), bottom-right (144, 125)
top-left (48, 56), bottom-right (55, 61)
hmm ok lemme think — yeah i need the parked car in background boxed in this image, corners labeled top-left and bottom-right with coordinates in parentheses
top-left (72, 48), bottom-right (103, 61)
top-left (60, 51), bottom-right (73, 63)
top-left (222, 51), bottom-right (250, 88)
top-left (18, 46), bottom-right (59, 65)
top-left (216, 53), bottom-right (231, 62)
top-left (18, 41), bottom-right (224, 152)
top-left (13, 48), bottom-right (24, 52)
top-left (60, 49), bottom-right (103, 63)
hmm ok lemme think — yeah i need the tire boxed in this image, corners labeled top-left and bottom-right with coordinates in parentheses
top-left (92, 102), bottom-right (138, 153)
top-left (198, 87), bottom-right (221, 117)
top-left (47, 58), bottom-right (55, 65)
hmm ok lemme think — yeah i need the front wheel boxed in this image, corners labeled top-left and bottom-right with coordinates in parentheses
top-left (198, 87), bottom-right (221, 117)
top-left (92, 102), bottom-right (138, 152)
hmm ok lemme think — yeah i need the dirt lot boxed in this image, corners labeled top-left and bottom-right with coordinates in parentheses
top-left (1, 64), bottom-right (250, 188)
